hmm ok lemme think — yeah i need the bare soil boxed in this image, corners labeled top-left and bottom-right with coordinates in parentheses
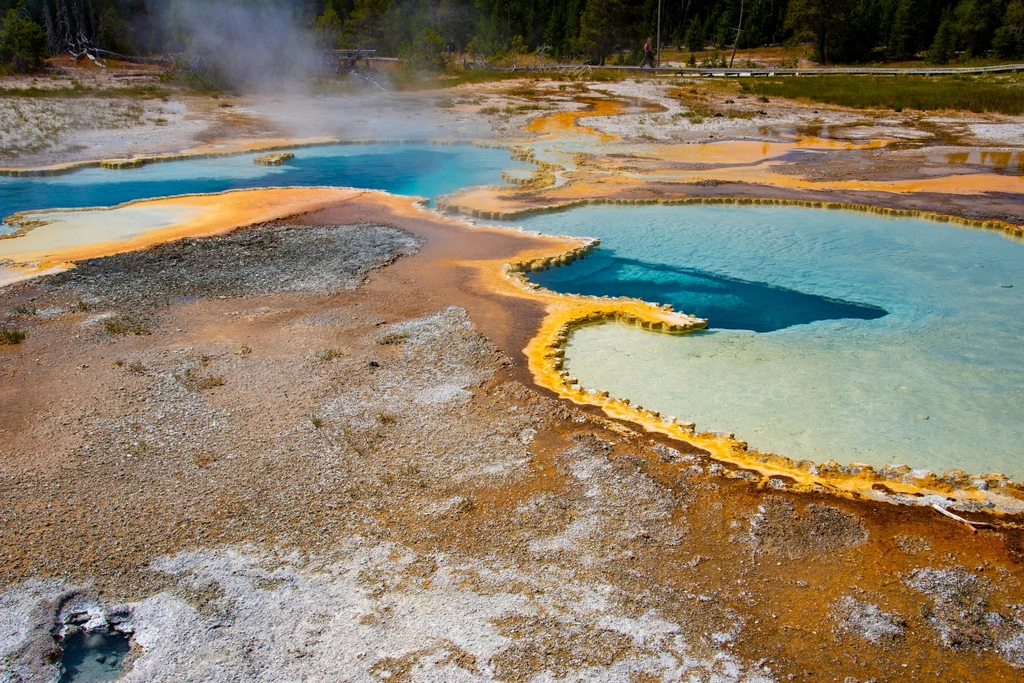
top-left (1, 59), bottom-right (1024, 682)
top-left (2, 204), bottom-right (1024, 681)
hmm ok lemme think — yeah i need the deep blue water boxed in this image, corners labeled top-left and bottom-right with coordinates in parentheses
top-left (531, 251), bottom-right (887, 332)
top-left (0, 144), bottom-right (525, 220)
top-left (505, 204), bottom-right (1024, 476)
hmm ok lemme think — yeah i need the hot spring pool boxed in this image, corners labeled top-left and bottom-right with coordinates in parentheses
top-left (501, 204), bottom-right (1024, 480)
top-left (3, 142), bottom-right (1021, 479)
top-left (0, 143), bottom-right (526, 220)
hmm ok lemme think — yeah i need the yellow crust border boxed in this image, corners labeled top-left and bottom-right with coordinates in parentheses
top-left (480, 197), bottom-right (1024, 511)
top-left (3, 176), bottom-right (1023, 510)
top-left (445, 194), bottom-right (1024, 239)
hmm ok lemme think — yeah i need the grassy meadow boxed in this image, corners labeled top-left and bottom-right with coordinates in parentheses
top-left (740, 75), bottom-right (1024, 115)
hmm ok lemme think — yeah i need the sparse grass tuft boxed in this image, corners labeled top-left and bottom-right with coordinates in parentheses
top-left (378, 331), bottom-right (408, 345)
top-left (310, 415), bottom-right (324, 429)
top-left (376, 412), bottom-right (397, 425)
top-left (12, 305), bottom-right (36, 316)
top-left (507, 87), bottom-right (536, 97)
top-left (128, 360), bottom-right (146, 374)
top-left (741, 75), bottom-right (1024, 115)
top-left (0, 328), bottom-right (26, 345)
top-left (320, 348), bottom-right (344, 361)
top-left (103, 314), bottom-right (149, 336)
top-left (177, 364), bottom-right (223, 391)
top-left (0, 84), bottom-right (170, 100)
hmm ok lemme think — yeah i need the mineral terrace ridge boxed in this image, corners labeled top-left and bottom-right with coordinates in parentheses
top-left (2, 61), bottom-right (1024, 682)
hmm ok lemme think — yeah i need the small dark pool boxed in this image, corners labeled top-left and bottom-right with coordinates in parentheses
top-left (59, 628), bottom-right (132, 683)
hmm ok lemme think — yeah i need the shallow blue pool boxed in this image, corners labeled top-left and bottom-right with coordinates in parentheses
top-left (0, 143), bottom-right (525, 219)
top-left (500, 204), bottom-right (1024, 478)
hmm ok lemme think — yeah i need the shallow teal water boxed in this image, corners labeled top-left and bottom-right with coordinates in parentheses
top-left (0, 143), bottom-right (525, 219)
top-left (501, 205), bottom-right (1024, 478)
top-left (4, 144), bottom-right (1022, 477)
top-left (59, 629), bottom-right (131, 682)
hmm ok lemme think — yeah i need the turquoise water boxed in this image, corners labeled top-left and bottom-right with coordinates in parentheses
top-left (0, 144), bottom-right (524, 219)
top-left (502, 205), bottom-right (1024, 478)
top-left (59, 629), bottom-right (131, 682)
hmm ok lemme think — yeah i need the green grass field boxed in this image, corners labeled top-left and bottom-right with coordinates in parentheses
top-left (740, 75), bottom-right (1024, 115)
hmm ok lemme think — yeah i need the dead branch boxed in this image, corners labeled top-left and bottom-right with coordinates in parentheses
top-left (931, 504), bottom-right (998, 533)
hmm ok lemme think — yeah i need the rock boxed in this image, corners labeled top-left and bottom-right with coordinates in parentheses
top-left (254, 152), bottom-right (295, 166)
top-left (832, 596), bottom-right (905, 647)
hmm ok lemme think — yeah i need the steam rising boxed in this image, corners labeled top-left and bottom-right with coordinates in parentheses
top-left (158, 0), bottom-right (324, 88)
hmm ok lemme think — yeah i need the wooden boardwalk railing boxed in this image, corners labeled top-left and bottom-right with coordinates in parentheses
top-left (482, 62), bottom-right (1024, 77)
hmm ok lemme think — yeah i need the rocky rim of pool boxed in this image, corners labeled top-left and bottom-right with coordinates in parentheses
top-left (2, 142), bottom-right (1024, 512)
top-left (499, 198), bottom-right (1024, 512)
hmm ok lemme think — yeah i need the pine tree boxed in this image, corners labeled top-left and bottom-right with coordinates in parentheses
top-left (886, 0), bottom-right (920, 60)
top-left (97, 5), bottom-right (135, 54)
top-left (572, 0), bottom-right (629, 63)
top-left (786, 0), bottom-right (855, 64)
top-left (314, 6), bottom-right (343, 50)
top-left (684, 17), bottom-right (704, 51)
top-left (954, 0), bottom-right (1005, 57)
top-left (993, 0), bottom-right (1024, 58)
top-left (927, 8), bottom-right (956, 63)
top-left (343, 0), bottom-right (390, 48)
top-left (0, 0), bottom-right (47, 71)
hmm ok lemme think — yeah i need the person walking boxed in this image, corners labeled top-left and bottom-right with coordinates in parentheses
top-left (640, 37), bottom-right (656, 67)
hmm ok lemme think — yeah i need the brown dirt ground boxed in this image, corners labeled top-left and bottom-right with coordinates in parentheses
top-left (3, 200), bottom-right (1024, 680)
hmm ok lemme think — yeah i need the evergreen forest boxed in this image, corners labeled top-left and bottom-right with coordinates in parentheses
top-left (1, 0), bottom-right (1023, 73)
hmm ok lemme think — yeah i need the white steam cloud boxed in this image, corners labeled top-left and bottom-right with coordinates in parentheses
top-left (160, 0), bottom-right (324, 88)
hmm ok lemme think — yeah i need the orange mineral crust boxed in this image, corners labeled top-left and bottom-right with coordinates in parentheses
top-left (5, 186), bottom-right (1024, 681)
top-left (0, 188), bottom-right (377, 280)
top-left (433, 196), bottom-right (1024, 509)
top-left (523, 97), bottom-right (626, 141)
top-left (442, 164), bottom-right (1024, 220)
top-left (3, 192), bottom-right (1022, 509)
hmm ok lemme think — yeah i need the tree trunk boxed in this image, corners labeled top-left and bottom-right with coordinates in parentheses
top-left (817, 20), bottom-right (827, 64)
